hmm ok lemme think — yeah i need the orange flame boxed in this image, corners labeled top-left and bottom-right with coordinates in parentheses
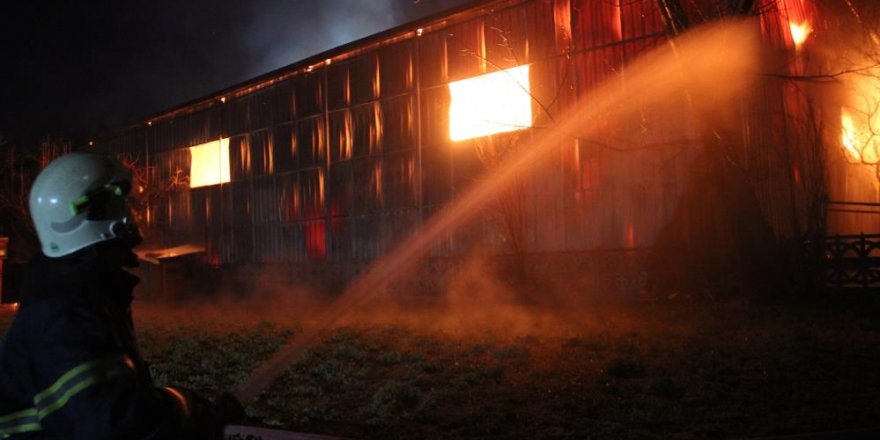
top-left (841, 110), bottom-right (861, 161)
top-left (841, 107), bottom-right (880, 163)
top-left (789, 21), bottom-right (811, 49)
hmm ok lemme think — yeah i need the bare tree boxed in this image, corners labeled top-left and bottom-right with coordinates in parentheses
top-left (116, 153), bottom-right (189, 235)
top-left (473, 133), bottom-right (530, 272)
top-left (455, 20), bottom-right (570, 278)
top-left (0, 136), bottom-right (70, 258)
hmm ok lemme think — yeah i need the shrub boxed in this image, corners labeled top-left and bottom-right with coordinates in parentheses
top-left (378, 350), bottom-right (403, 365)
top-left (360, 381), bottom-right (426, 426)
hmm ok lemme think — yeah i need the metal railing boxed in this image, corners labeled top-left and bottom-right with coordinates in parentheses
top-left (825, 233), bottom-right (880, 289)
top-left (824, 200), bottom-right (880, 290)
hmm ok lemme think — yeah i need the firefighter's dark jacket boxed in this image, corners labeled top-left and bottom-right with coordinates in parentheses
top-left (0, 245), bottom-right (215, 439)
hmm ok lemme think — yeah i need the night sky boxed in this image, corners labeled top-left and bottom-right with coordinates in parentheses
top-left (0, 0), bottom-right (471, 146)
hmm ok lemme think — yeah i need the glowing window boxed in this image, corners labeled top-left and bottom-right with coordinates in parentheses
top-left (189, 138), bottom-right (231, 188)
top-left (448, 65), bottom-right (533, 142)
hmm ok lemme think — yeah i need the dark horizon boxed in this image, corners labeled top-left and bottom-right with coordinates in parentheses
top-left (0, 0), bottom-right (470, 147)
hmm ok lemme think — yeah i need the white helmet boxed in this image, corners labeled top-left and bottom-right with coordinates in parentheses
top-left (29, 152), bottom-right (139, 257)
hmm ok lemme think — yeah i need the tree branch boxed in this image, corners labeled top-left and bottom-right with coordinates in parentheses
top-left (759, 63), bottom-right (880, 83)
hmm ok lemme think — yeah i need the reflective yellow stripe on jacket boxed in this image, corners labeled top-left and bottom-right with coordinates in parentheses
top-left (0, 355), bottom-right (133, 438)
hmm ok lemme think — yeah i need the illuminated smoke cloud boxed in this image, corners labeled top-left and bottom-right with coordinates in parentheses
top-left (243, 0), bottom-right (469, 77)
top-left (244, 0), bottom-right (396, 77)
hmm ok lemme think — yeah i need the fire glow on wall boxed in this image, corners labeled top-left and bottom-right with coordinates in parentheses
top-left (448, 65), bottom-right (533, 141)
top-left (189, 138), bottom-right (231, 188)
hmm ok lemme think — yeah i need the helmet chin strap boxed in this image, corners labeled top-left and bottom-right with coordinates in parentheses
top-left (110, 218), bottom-right (143, 250)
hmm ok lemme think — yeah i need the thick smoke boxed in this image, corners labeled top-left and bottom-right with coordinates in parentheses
top-left (133, 256), bottom-right (626, 339)
top-left (245, 0), bottom-right (470, 78)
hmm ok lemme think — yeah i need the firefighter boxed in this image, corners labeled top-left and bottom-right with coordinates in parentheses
top-left (0, 152), bottom-right (243, 439)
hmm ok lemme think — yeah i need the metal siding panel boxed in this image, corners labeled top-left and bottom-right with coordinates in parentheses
top-left (254, 225), bottom-right (281, 263)
top-left (353, 214), bottom-right (380, 260)
top-left (330, 161), bottom-right (353, 217)
top-left (350, 53), bottom-right (379, 105)
top-left (188, 110), bottom-right (207, 146)
top-left (527, 0), bottom-right (557, 61)
top-left (169, 189), bottom-right (192, 236)
top-left (252, 176), bottom-right (279, 226)
top-left (154, 119), bottom-right (176, 153)
top-left (250, 89), bottom-right (274, 131)
top-left (528, 145), bottom-right (566, 252)
top-left (621, 34), bottom-right (665, 62)
top-left (571, 0), bottom-right (622, 50)
top-left (381, 209), bottom-right (419, 255)
top-left (249, 129), bottom-right (273, 176)
top-left (573, 45), bottom-right (624, 101)
top-left (190, 187), bottom-right (208, 235)
top-left (295, 71), bottom-right (324, 117)
top-left (230, 180), bottom-right (254, 263)
top-left (253, 175), bottom-right (282, 264)
top-left (229, 135), bottom-right (250, 181)
top-left (330, 217), bottom-right (353, 261)
top-left (418, 86), bottom-right (451, 147)
top-left (203, 185), bottom-right (224, 265)
top-left (327, 61), bottom-right (350, 111)
top-left (620, 0), bottom-right (664, 40)
top-left (233, 226), bottom-right (255, 263)
top-left (228, 95), bottom-right (250, 136)
top-left (418, 30), bottom-right (448, 88)
top-left (300, 168), bottom-right (325, 220)
top-left (296, 116), bottom-right (326, 168)
top-left (351, 102), bottom-right (383, 158)
top-left (379, 40), bottom-right (414, 97)
top-left (352, 158), bottom-right (382, 214)
top-left (272, 80), bottom-right (294, 124)
top-left (424, 204), bottom-right (454, 257)
top-left (329, 109), bottom-right (353, 162)
top-left (231, 180), bottom-right (254, 227)
top-left (382, 151), bottom-right (417, 210)
top-left (446, 18), bottom-right (484, 82)
top-left (451, 138), bottom-right (483, 196)
top-left (282, 223), bottom-right (306, 263)
top-left (382, 94), bottom-right (416, 152)
top-left (278, 171), bottom-right (302, 223)
top-left (485, 2), bottom-right (530, 70)
top-left (273, 123), bottom-right (296, 173)
top-left (421, 144), bottom-right (453, 207)
top-left (172, 113), bottom-right (191, 151)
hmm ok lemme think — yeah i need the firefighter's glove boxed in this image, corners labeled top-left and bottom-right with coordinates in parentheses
top-left (213, 392), bottom-right (246, 426)
top-left (163, 386), bottom-right (233, 439)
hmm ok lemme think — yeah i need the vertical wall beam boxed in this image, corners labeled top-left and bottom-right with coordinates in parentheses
top-left (322, 68), bottom-right (333, 261)
top-left (415, 33), bottom-right (425, 230)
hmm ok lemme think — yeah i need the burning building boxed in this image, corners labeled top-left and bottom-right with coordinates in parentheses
top-left (95, 0), bottom-right (876, 296)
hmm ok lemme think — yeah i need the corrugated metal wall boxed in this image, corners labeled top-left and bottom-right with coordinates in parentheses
top-left (97, 0), bottom-right (824, 266)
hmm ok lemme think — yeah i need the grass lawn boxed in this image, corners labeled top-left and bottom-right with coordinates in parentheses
top-left (3, 297), bottom-right (880, 439)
